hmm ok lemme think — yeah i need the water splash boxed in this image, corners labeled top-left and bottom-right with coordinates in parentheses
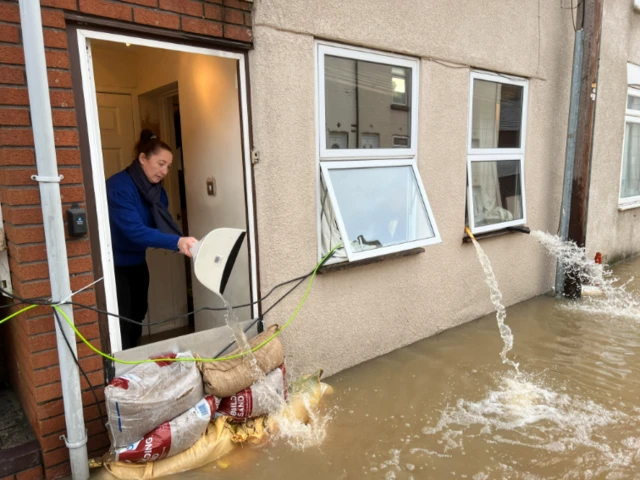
top-left (222, 300), bottom-right (331, 450)
top-left (468, 237), bottom-right (520, 373)
top-left (422, 372), bottom-right (639, 476)
top-left (270, 393), bottom-right (332, 450)
top-left (531, 231), bottom-right (640, 320)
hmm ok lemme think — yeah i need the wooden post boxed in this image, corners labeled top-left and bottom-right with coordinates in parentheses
top-left (564, 0), bottom-right (604, 299)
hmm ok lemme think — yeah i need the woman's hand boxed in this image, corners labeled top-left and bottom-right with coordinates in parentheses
top-left (178, 237), bottom-right (198, 258)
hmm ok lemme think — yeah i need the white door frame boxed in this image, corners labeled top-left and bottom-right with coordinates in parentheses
top-left (76, 29), bottom-right (259, 353)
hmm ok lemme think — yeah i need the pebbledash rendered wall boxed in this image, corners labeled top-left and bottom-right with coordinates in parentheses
top-left (247, 0), bottom-right (640, 380)
top-left (0, 1), bottom-right (252, 479)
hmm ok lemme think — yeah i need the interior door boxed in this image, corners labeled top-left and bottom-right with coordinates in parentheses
top-left (137, 89), bottom-right (188, 336)
top-left (96, 91), bottom-right (188, 339)
top-left (97, 93), bottom-right (135, 181)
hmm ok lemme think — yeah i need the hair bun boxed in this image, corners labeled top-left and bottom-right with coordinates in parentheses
top-left (134, 129), bottom-right (171, 158)
top-left (139, 128), bottom-right (157, 144)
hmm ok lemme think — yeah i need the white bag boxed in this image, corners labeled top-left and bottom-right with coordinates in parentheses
top-left (109, 396), bottom-right (219, 463)
top-left (105, 352), bottom-right (203, 448)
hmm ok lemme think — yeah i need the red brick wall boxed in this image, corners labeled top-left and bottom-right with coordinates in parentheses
top-left (0, 465), bottom-right (44, 480)
top-left (0, 1), bottom-right (253, 478)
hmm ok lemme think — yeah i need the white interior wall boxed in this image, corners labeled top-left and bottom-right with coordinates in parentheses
top-left (92, 42), bottom-right (251, 338)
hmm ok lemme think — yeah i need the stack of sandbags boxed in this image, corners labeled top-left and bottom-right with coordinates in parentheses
top-left (96, 370), bottom-right (333, 480)
top-left (104, 351), bottom-right (205, 462)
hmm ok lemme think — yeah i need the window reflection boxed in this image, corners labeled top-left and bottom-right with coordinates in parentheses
top-left (325, 56), bottom-right (411, 149)
top-left (471, 79), bottom-right (523, 149)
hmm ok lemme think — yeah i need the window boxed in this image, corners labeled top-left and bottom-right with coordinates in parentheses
top-left (466, 71), bottom-right (528, 234)
top-left (317, 43), bottom-right (440, 262)
top-left (619, 87), bottom-right (640, 208)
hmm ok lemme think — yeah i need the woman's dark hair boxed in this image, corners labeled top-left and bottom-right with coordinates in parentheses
top-left (135, 129), bottom-right (172, 159)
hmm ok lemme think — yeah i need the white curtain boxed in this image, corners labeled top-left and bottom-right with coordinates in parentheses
top-left (471, 81), bottom-right (514, 226)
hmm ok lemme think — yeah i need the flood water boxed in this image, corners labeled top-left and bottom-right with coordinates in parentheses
top-left (94, 248), bottom-right (640, 480)
top-left (185, 255), bottom-right (640, 480)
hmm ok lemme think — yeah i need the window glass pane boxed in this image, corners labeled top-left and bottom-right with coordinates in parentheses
top-left (621, 122), bottom-right (640, 199)
top-left (327, 165), bottom-right (434, 252)
top-left (471, 79), bottom-right (523, 149)
top-left (325, 55), bottom-right (411, 149)
top-left (628, 95), bottom-right (640, 111)
top-left (470, 160), bottom-right (523, 228)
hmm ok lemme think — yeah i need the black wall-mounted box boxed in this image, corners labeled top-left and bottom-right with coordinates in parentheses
top-left (66, 204), bottom-right (87, 237)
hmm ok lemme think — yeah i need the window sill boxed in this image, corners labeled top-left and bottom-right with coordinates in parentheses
top-left (462, 226), bottom-right (530, 244)
top-left (318, 247), bottom-right (425, 274)
top-left (618, 202), bottom-right (640, 211)
top-left (390, 103), bottom-right (409, 111)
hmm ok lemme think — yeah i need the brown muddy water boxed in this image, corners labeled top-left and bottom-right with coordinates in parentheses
top-left (98, 254), bottom-right (640, 480)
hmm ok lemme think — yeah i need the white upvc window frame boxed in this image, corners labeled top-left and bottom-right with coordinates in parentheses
top-left (315, 41), bottom-right (440, 262)
top-left (321, 159), bottom-right (441, 261)
top-left (466, 70), bottom-right (529, 235)
top-left (618, 87), bottom-right (640, 210)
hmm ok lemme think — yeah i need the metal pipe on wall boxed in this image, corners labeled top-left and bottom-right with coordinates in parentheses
top-left (18, 0), bottom-right (90, 478)
top-left (555, 28), bottom-right (584, 297)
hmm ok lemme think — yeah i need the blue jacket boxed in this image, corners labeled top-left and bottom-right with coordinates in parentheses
top-left (106, 170), bottom-right (180, 266)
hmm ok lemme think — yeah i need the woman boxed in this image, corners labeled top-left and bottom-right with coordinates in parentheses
top-left (107, 129), bottom-right (197, 350)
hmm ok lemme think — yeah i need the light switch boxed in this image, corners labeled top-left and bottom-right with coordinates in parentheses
top-left (206, 177), bottom-right (216, 196)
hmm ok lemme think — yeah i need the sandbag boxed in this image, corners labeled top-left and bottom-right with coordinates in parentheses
top-left (217, 364), bottom-right (287, 422)
top-left (106, 396), bottom-right (218, 464)
top-left (198, 324), bottom-right (283, 398)
top-left (105, 352), bottom-right (203, 448)
top-left (98, 372), bottom-right (332, 480)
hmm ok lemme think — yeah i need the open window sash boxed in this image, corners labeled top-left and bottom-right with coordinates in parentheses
top-left (320, 159), bottom-right (441, 261)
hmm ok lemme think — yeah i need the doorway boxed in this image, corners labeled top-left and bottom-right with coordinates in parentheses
top-left (76, 31), bottom-right (258, 355)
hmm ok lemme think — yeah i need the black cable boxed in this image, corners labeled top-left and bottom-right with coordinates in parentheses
top-left (213, 275), bottom-right (310, 359)
top-left (212, 249), bottom-right (337, 358)
top-left (0, 266), bottom-right (316, 328)
top-left (3, 249), bottom-right (338, 363)
top-left (0, 300), bottom-right (27, 310)
top-left (53, 308), bottom-right (108, 432)
top-left (213, 276), bottom-right (309, 357)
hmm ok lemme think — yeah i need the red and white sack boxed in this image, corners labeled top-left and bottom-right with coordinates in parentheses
top-left (108, 396), bottom-right (219, 464)
top-left (105, 352), bottom-right (203, 448)
top-left (217, 364), bottom-right (288, 422)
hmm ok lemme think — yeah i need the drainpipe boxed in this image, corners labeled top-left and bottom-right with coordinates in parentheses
top-left (555, 29), bottom-right (584, 298)
top-left (19, 1), bottom-right (89, 479)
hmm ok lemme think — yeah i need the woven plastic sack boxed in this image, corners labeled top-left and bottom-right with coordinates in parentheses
top-left (105, 352), bottom-right (203, 448)
top-left (106, 396), bottom-right (219, 464)
top-left (217, 364), bottom-right (287, 422)
top-left (198, 324), bottom-right (283, 398)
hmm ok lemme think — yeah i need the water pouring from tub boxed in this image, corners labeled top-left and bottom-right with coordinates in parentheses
top-left (190, 228), bottom-right (331, 449)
